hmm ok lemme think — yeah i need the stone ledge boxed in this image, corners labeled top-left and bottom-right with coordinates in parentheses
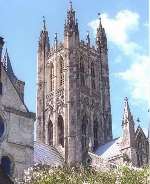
top-left (4, 106), bottom-right (36, 121)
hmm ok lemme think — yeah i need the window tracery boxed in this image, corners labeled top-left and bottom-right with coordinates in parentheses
top-left (59, 56), bottom-right (64, 86)
top-left (91, 62), bottom-right (95, 89)
top-left (50, 63), bottom-right (54, 91)
top-left (80, 56), bottom-right (85, 86)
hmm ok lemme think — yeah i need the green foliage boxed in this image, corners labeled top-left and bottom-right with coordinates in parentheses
top-left (18, 164), bottom-right (150, 184)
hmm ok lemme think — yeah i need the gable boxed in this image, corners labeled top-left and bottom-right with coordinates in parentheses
top-left (1, 67), bottom-right (28, 112)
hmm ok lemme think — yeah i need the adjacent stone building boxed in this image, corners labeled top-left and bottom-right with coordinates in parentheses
top-left (0, 37), bottom-right (35, 182)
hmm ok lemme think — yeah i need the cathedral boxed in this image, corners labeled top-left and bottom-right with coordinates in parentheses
top-left (35, 2), bottom-right (149, 168)
top-left (0, 1), bottom-right (149, 183)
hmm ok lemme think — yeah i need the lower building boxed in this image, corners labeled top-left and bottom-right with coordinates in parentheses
top-left (0, 37), bottom-right (35, 182)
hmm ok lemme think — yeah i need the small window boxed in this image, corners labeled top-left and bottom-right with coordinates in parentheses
top-left (0, 116), bottom-right (5, 138)
top-left (1, 156), bottom-right (12, 176)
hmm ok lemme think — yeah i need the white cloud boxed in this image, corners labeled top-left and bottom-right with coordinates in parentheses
top-left (88, 10), bottom-right (140, 56)
top-left (89, 10), bottom-right (149, 108)
top-left (117, 55), bottom-right (150, 106)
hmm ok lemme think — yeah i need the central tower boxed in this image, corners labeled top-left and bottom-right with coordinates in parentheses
top-left (36, 2), bottom-right (112, 164)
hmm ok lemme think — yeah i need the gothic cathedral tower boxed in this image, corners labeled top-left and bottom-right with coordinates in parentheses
top-left (36, 2), bottom-right (112, 164)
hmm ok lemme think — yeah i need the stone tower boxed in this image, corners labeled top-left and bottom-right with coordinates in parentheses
top-left (36, 2), bottom-right (112, 164)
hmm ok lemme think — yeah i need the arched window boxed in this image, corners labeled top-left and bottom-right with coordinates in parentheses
top-left (1, 156), bottom-right (12, 176)
top-left (81, 115), bottom-right (88, 150)
top-left (48, 120), bottom-right (53, 145)
top-left (93, 119), bottom-right (98, 150)
top-left (80, 57), bottom-right (85, 86)
top-left (50, 63), bottom-right (54, 91)
top-left (59, 56), bottom-right (64, 86)
top-left (91, 62), bottom-right (95, 89)
top-left (0, 116), bottom-right (4, 138)
top-left (58, 115), bottom-right (64, 147)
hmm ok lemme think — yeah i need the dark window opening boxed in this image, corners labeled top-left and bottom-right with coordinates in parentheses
top-left (48, 120), bottom-right (53, 145)
top-left (58, 115), bottom-right (64, 147)
top-left (93, 120), bottom-right (98, 150)
top-left (1, 156), bottom-right (12, 176)
top-left (81, 115), bottom-right (88, 151)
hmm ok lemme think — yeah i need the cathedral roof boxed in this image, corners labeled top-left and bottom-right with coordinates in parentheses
top-left (95, 137), bottom-right (122, 160)
top-left (34, 142), bottom-right (64, 166)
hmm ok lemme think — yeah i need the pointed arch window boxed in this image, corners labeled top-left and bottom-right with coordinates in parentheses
top-left (48, 120), bottom-right (53, 145)
top-left (58, 115), bottom-right (64, 147)
top-left (91, 62), bottom-right (95, 89)
top-left (93, 119), bottom-right (98, 150)
top-left (81, 115), bottom-right (88, 151)
top-left (50, 63), bottom-right (54, 91)
top-left (59, 56), bottom-right (64, 86)
top-left (80, 56), bottom-right (85, 86)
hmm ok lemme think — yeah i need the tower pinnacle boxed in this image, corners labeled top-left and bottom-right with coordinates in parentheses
top-left (69, 0), bottom-right (73, 10)
top-left (64, 1), bottom-right (78, 35)
top-left (43, 16), bottom-right (46, 31)
top-left (96, 13), bottom-right (107, 50)
top-left (122, 97), bottom-right (133, 125)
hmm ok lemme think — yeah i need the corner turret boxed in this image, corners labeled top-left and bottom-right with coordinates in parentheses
top-left (36, 17), bottom-right (50, 143)
top-left (96, 14), bottom-right (107, 52)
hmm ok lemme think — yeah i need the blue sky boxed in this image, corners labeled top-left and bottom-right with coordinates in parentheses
top-left (0, 0), bottom-right (149, 137)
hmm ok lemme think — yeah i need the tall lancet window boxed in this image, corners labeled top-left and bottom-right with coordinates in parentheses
top-left (59, 56), bottom-right (64, 86)
top-left (81, 115), bottom-right (88, 151)
top-left (93, 119), bottom-right (98, 150)
top-left (50, 63), bottom-right (54, 91)
top-left (48, 120), bottom-right (53, 145)
top-left (91, 62), bottom-right (95, 89)
top-left (58, 115), bottom-right (64, 147)
top-left (80, 56), bottom-right (85, 86)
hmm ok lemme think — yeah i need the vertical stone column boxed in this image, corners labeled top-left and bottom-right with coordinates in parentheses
top-left (64, 48), bottom-right (69, 162)
top-left (53, 51), bottom-right (58, 146)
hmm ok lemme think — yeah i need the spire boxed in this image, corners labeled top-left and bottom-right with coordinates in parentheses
top-left (86, 31), bottom-right (90, 46)
top-left (0, 37), bottom-right (4, 62)
top-left (69, 0), bottom-right (73, 10)
top-left (38, 16), bottom-right (50, 54)
top-left (2, 49), bottom-right (16, 80)
top-left (64, 1), bottom-right (79, 36)
top-left (43, 16), bottom-right (46, 31)
top-left (54, 33), bottom-right (58, 50)
top-left (122, 97), bottom-right (134, 125)
top-left (96, 13), bottom-right (107, 50)
top-left (121, 97), bottom-right (135, 148)
top-left (96, 13), bottom-right (103, 40)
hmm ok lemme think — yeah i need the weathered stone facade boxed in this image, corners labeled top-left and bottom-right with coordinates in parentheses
top-left (36, 2), bottom-right (112, 165)
top-left (0, 37), bottom-right (35, 181)
top-left (36, 2), bottom-right (149, 168)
